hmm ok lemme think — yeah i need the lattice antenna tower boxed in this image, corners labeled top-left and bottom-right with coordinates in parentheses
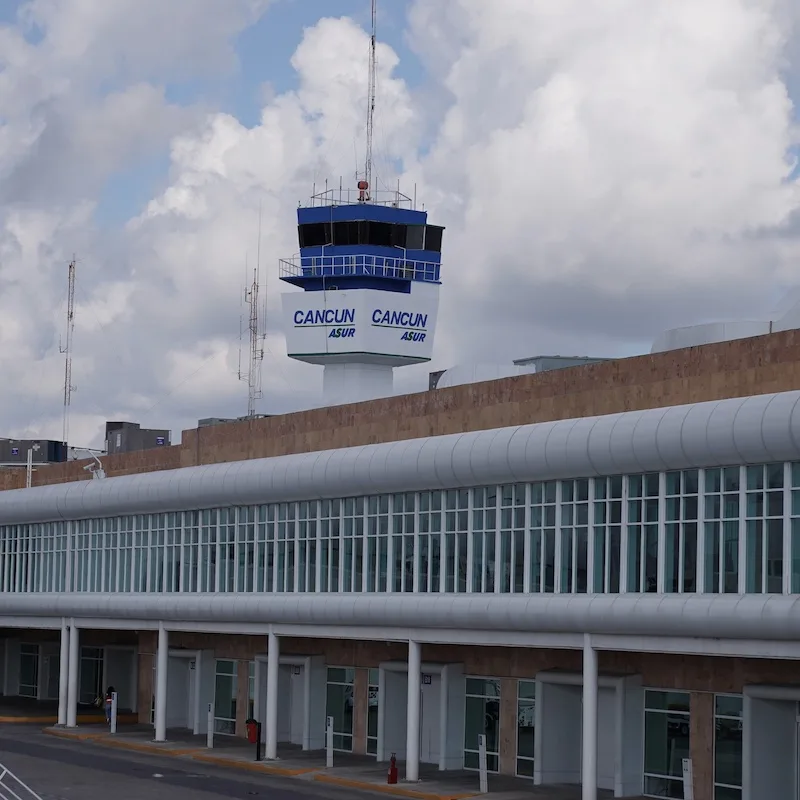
top-left (58, 257), bottom-right (77, 448)
top-left (238, 207), bottom-right (266, 417)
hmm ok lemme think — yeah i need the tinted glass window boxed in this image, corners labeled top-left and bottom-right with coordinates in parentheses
top-left (405, 225), bottom-right (425, 249)
top-left (298, 223), bottom-right (330, 247)
top-left (391, 224), bottom-right (407, 248)
top-left (333, 221), bottom-right (359, 245)
top-left (425, 225), bottom-right (444, 252)
top-left (368, 222), bottom-right (393, 247)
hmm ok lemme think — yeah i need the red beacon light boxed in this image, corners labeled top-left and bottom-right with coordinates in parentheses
top-left (357, 180), bottom-right (370, 202)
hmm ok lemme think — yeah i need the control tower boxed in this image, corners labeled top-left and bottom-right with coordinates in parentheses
top-left (280, 184), bottom-right (445, 406)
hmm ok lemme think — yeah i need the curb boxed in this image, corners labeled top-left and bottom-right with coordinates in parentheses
top-left (44, 728), bottom-right (198, 756)
top-left (0, 714), bottom-right (137, 725)
top-left (96, 738), bottom-right (200, 757)
top-left (192, 752), bottom-right (321, 776)
top-left (44, 728), bottom-right (102, 742)
top-left (42, 728), bottom-right (481, 799)
top-left (313, 773), bottom-right (479, 800)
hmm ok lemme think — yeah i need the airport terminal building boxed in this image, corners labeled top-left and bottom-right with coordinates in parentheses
top-left (3, 329), bottom-right (800, 800)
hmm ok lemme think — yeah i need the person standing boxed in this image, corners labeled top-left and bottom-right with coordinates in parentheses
top-left (104, 686), bottom-right (116, 726)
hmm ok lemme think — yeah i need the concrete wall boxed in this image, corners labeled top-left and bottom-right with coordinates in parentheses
top-left (6, 328), bottom-right (800, 491)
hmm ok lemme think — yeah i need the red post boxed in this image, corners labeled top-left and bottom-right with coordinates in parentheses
top-left (387, 753), bottom-right (398, 784)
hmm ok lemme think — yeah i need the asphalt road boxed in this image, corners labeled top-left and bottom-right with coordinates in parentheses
top-left (0, 726), bottom-right (375, 800)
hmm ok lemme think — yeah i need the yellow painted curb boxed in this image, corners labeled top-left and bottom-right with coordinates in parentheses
top-left (43, 728), bottom-right (103, 742)
top-left (0, 714), bottom-right (137, 725)
top-left (44, 728), bottom-right (197, 756)
top-left (94, 738), bottom-right (200, 757)
top-left (313, 773), bottom-right (479, 800)
top-left (191, 752), bottom-right (321, 776)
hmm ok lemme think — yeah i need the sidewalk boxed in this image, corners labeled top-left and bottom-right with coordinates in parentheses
top-left (0, 698), bottom-right (136, 725)
top-left (43, 725), bottom-right (621, 800)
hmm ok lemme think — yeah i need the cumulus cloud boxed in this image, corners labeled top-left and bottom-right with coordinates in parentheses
top-left (2, 0), bottom-right (800, 449)
top-left (408, 0), bottom-right (800, 361)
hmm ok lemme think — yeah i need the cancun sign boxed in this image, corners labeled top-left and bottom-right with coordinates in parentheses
top-left (294, 309), bottom-right (355, 326)
top-left (371, 309), bottom-right (428, 342)
top-left (294, 308), bottom-right (356, 338)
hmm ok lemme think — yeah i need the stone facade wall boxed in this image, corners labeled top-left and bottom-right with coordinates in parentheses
top-left (6, 329), bottom-right (800, 491)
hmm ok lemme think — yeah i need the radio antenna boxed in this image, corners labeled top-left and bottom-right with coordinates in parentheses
top-left (59, 257), bottom-right (77, 448)
top-left (238, 206), bottom-right (266, 417)
top-left (365, 0), bottom-right (377, 194)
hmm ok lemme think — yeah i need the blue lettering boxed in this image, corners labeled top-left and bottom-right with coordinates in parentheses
top-left (295, 308), bottom-right (355, 326)
top-left (400, 331), bottom-right (426, 342)
top-left (371, 309), bottom-right (428, 330)
top-left (329, 327), bottom-right (356, 339)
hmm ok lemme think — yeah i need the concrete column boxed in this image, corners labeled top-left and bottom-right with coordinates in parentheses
top-left (66, 622), bottom-right (79, 728)
top-left (57, 619), bottom-right (69, 726)
top-left (154, 624), bottom-right (168, 742)
top-left (581, 635), bottom-right (598, 800)
top-left (265, 632), bottom-right (280, 759)
top-left (406, 640), bottom-right (421, 782)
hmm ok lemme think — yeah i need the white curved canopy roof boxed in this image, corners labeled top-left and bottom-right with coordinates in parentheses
top-left (2, 593), bottom-right (800, 641)
top-left (3, 390), bottom-right (800, 524)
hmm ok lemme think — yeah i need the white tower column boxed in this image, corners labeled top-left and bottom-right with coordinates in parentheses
top-left (66, 621), bottom-right (79, 728)
top-left (582, 635), bottom-right (598, 800)
top-left (154, 624), bottom-right (168, 742)
top-left (57, 619), bottom-right (70, 726)
top-left (266, 632), bottom-right (280, 759)
top-left (322, 363), bottom-right (394, 406)
top-left (405, 639), bottom-right (421, 782)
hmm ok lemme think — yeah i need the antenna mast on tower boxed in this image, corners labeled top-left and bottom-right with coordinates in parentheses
top-left (362, 0), bottom-right (377, 199)
top-left (238, 208), bottom-right (266, 417)
top-left (59, 257), bottom-right (77, 448)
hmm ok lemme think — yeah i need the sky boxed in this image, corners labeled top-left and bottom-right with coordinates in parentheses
top-left (2, 0), bottom-right (800, 450)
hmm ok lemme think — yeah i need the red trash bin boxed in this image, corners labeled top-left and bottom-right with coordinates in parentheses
top-left (246, 720), bottom-right (258, 744)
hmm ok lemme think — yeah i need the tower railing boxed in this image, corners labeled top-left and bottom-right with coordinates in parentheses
top-left (0, 763), bottom-right (45, 800)
top-left (279, 253), bottom-right (441, 283)
top-left (305, 187), bottom-right (414, 209)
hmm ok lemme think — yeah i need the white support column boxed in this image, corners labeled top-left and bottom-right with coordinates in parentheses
top-left (57, 619), bottom-right (69, 726)
top-left (582, 635), bottom-right (598, 800)
top-left (66, 621), bottom-right (79, 728)
top-left (265, 632), bottom-right (280, 760)
top-left (154, 624), bottom-right (168, 742)
top-left (405, 639), bottom-right (421, 783)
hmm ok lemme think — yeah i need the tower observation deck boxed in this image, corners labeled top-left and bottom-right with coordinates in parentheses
top-left (280, 185), bottom-right (445, 406)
